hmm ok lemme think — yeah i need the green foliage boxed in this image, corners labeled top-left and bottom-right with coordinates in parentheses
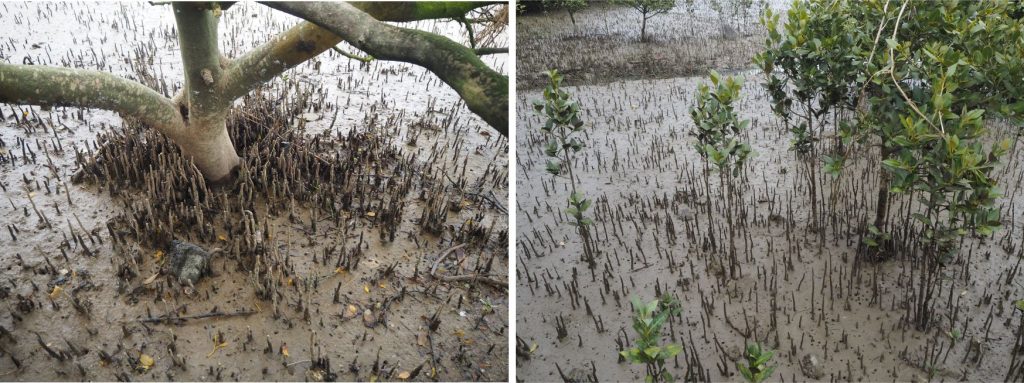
top-left (543, 0), bottom-right (588, 23)
top-left (757, 0), bottom-right (1024, 258)
top-left (736, 343), bottom-right (775, 383)
top-left (863, 224), bottom-right (891, 248)
top-left (1015, 299), bottom-right (1024, 312)
top-left (690, 70), bottom-right (752, 176)
top-left (612, 0), bottom-right (675, 41)
top-left (533, 69), bottom-right (597, 266)
top-left (621, 296), bottom-right (682, 383)
top-left (566, 192), bottom-right (594, 227)
top-left (533, 69), bottom-right (585, 178)
top-left (614, 0), bottom-right (675, 15)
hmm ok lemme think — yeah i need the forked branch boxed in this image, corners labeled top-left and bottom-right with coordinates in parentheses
top-left (264, 1), bottom-right (509, 135)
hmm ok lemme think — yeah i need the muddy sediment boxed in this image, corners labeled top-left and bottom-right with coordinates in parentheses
top-left (0, 2), bottom-right (508, 381)
top-left (515, 8), bottom-right (1024, 378)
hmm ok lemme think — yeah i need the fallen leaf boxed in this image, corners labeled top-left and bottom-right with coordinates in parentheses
top-left (416, 332), bottom-right (428, 347)
top-left (287, 277), bottom-right (294, 286)
top-left (154, 250), bottom-right (164, 262)
top-left (379, 282), bottom-right (387, 289)
top-left (217, 234), bottom-right (227, 241)
top-left (139, 354), bottom-right (154, 371)
top-left (363, 309), bottom-right (378, 328)
top-left (334, 267), bottom-right (346, 275)
top-left (364, 285), bottom-right (370, 293)
top-left (397, 371), bottom-right (411, 380)
top-left (342, 304), bottom-right (359, 320)
top-left (281, 344), bottom-right (290, 358)
top-left (143, 273), bottom-right (160, 285)
top-left (366, 211), bottom-right (376, 217)
top-left (49, 285), bottom-right (63, 300)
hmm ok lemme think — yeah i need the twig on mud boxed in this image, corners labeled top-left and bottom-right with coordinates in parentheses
top-left (438, 274), bottom-right (508, 288)
top-left (430, 244), bottom-right (468, 276)
top-left (464, 190), bottom-right (508, 213)
top-left (138, 309), bottom-right (257, 324)
top-left (287, 359), bottom-right (312, 367)
top-left (430, 244), bottom-right (507, 289)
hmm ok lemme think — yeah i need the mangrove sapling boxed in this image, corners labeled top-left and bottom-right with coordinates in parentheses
top-left (533, 69), bottom-right (598, 271)
top-left (756, 0), bottom-right (1024, 258)
top-left (736, 342), bottom-right (775, 383)
top-left (543, 0), bottom-right (588, 29)
top-left (690, 70), bottom-right (752, 279)
top-left (611, 0), bottom-right (675, 43)
top-left (881, 43), bottom-right (1006, 330)
top-left (620, 296), bottom-right (682, 383)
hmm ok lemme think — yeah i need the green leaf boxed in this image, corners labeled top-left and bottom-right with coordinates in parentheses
top-left (643, 346), bottom-right (661, 358)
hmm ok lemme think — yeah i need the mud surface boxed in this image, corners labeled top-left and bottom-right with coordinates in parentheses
top-left (515, 10), bottom-right (1024, 379)
top-left (0, 2), bottom-right (508, 381)
top-left (516, 1), bottom-right (777, 89)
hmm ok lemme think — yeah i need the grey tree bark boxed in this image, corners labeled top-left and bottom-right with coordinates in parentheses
top-left (0, 2), bottom-right (506, 183)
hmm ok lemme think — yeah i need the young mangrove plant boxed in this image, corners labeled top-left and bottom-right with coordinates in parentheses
top-left (620, 296), bottom-right (682, 383)
top-left (533, 69), bottom-right (598, 271)
top-left (690, 70), bottom-right (751, 279)
top-left (612, 0), bottom-right (675, 42)
top-left (736, 342), bottom-right (775, 383)
top-left (756, 0), bottom-right (1023, 250)
top-left (755, 0), bottom-right (1023, 331)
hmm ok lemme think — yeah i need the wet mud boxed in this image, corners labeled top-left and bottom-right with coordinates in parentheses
top-left (515, 70), bottom-right (1024, 381)
top-left (0, 2), bottom-right (508, 381)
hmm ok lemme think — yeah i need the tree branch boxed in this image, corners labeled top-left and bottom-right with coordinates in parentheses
top-left (331, 46), bottom-right (374, 62)
top-left (263, 2), bottom-right (509, 136)
top-left (474, 47), bottom-right (508, 56)
top-left (0, 63), bottom-right (185, 134)
top-left (173, 3), bottom-right (226, 118)
top-left (218, 21), bottom-right (343, 107)
top-left (351, 2), bottom-right (500, 22)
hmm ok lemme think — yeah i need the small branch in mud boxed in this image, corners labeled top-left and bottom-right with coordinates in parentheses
top-left (430, 243), bottom-right (507, 289)
top-left (438, 274), bottom-right (508, 288)
top-left (430, 243), bottom-right (468, 276)
top-left (138, 309), bottom-right (257, 324)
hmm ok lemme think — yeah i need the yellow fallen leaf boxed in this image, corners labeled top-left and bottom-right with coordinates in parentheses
top-left (287, 277), bottom-right (294, 286)
top-left (154, 250), bottom-right (164, 262)
top-left (397, 371), bottom-right (411, 380)
top-left (379, 282), bottom-right (387, 289)
top-left (334, 267), bottom-right (346, 275)
top-left (366, 211), bottom-right (376, 217)
top-left (364, 285), bottom-right (370, 293)
top-left (281, 344), bottom-right (290, 358)
top-left (217, 234), bottom-right (227, 241)
top-left (139, 354), bottom-right (154, 371)
top-left (343, 304), bottom-right (359, 319)
top-left (49, 285), bottom-right (63, 300)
